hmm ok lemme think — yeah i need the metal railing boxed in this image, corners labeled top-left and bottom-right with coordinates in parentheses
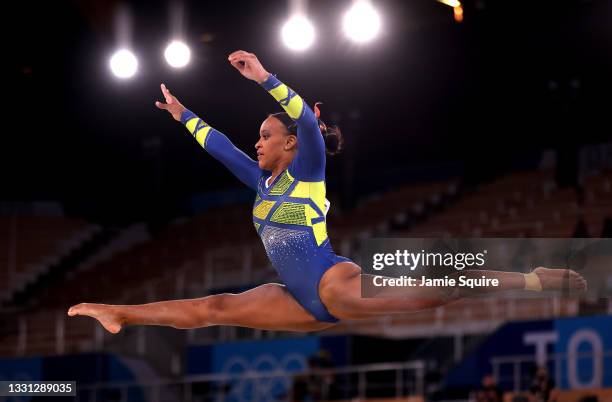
top-left (491, 350), bottom-right (612, 392)
top-left (75, 360), bottom-right (426, 402)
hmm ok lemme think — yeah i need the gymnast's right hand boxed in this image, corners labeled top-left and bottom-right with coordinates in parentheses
top-left (155, 83), bottom-right (186, 121)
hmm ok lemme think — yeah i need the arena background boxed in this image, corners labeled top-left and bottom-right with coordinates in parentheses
top-left (2, 0), bottom-right (611, 401)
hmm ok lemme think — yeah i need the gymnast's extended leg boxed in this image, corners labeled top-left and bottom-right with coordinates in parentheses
top-left (68, 283), bottom-right (335, 334)
top-left (318, 263), bottom-right (587, 320)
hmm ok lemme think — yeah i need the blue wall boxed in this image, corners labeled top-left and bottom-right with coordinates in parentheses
top-left (444, 315), bottom-right (612, 390)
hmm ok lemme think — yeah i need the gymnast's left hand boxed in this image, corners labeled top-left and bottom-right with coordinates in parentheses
top-left (228, 50), bottom-right (270, 84)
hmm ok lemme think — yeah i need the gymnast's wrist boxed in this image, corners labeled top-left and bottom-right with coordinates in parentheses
top-left (180, 108), bottom-right (197, 125)
top-left (259, 73), bottom-right (281, 91)
top-left (256, 71), bottom-right (271, 85)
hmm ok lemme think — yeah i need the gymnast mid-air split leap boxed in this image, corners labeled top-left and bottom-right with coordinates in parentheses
top-left (68, 50), bottom-right (587, 333)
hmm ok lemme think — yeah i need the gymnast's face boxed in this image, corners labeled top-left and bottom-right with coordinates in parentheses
top-left (255, 116), bottom-right (297, 171)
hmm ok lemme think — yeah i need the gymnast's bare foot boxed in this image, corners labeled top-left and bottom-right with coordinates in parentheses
top-left (67, 303), bottom-right (123, 334)
top-left (533, 267), bottom-right (587, 292)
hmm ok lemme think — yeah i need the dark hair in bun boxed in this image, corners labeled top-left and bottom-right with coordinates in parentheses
top-left (270, 103), bottom-right (343, 156)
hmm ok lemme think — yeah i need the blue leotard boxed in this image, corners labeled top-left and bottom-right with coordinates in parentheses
top-left (180, 74), bottom-right (348, 323)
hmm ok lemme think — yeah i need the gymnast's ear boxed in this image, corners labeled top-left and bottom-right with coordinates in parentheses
top-left (284, 134), bottom-right (297, 151)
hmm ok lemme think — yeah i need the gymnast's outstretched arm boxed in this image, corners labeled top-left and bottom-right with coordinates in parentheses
top-left (155, 83), bottom-right (262, 191)
top-left (228, 50), bottom-right (325, 182)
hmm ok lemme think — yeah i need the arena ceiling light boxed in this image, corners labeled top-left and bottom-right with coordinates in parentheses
top-left (342, 0), bottom-right (381, 43)
top-left (164, 40), bottom-right (191, 68)
top-left (438, 0), bottom-right (461, 6)
top-left (109, 49), bottom-right (138, 79)
top-left (437, 0), bottom-right (464, 23)
top-left (281, 15), bottom-right (316, 51)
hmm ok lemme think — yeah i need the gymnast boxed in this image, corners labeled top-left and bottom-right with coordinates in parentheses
top-left (68, 51), bottom-right (586, 333)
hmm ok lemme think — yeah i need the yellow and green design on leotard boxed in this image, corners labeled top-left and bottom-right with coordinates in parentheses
top-left (184, 118), bottom-right (212, 148)
top-left (253, 170), bottom-right (328, 247)
top-left (253, 200), bottom-right (276, 220)
top-left (268, 82), bottom-right (304, 120)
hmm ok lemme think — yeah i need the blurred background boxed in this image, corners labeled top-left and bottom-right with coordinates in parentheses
top-left (1, 0), bottom-right (611, 400)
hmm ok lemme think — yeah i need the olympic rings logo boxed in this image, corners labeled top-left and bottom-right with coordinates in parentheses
top-left (220, 353), bottom-right (308, 401)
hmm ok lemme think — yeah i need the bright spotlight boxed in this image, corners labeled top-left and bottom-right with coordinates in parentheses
top-left (110, 49), bottom-right (138, 79)
top-left (281, 15), bottom-right (315, 51)
top-left (343, 1), bottom-right (381, 43)
top-left (437, 0), bottom-right (463, 23)
top-left (438, 0), bottom-right (461, 7)
top-left (164, 40), bottom-right (191, 68)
